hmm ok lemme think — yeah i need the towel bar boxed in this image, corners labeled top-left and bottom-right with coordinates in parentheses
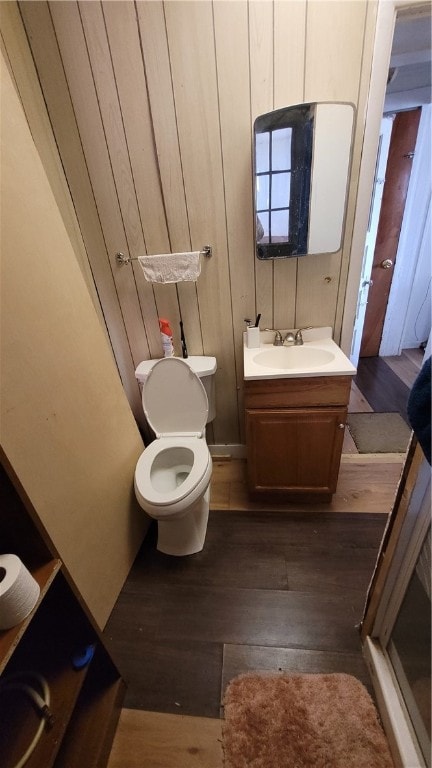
top-left (115, 245), bottom-right (212, 265)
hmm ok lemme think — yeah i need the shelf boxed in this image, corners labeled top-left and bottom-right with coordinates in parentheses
top-left (54, 647), bottom-right (125, 768)
top-left (0, 558), bottom-right (61, 674)
top-left (0, 573), bottom-right (99, 768)
top-left (0, 459), bottom-right (124, 768)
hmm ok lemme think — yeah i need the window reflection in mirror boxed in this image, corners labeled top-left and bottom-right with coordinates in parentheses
top-left (254, 102), bottom-right (354, 260)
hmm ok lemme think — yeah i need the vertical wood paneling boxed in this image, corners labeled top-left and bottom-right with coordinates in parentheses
top-left (17, 1), bottom-right (143, 422)
top-left (213, 0), bottom-right (255, 442)
top-left (102, 1), bottom-right (182, 355)
top-left (272, 0), bottom-right (307, 331)
top-left (77, 0), bottom-right (162, 359)
top-left (274, 0), bottom-right (306, 110)
top-left (135, 0), bottom-right (203, 357)
top-left (336, 0), bottom-right (378, 344)
top-left (304, 0), bottom-right (367, 102)
top-left (296, 0), bottom-right (368, 333)
top-left (47, 1), bottom-right (154, 365)
top-left (164, 0), bottom-right (239, 443)
top-left (249, 0), bottom-right (274, 331)
top-left (16, 0), bottom-right (375, 446)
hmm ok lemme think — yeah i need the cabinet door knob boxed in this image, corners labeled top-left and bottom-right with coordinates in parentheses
top-left (338, 423), bottom-right (345, 429)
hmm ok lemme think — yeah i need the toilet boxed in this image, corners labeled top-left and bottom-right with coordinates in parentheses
top-left (135, 355), bottom-right (217, 424)
top-left (134, 357), bottom-right (216, 556)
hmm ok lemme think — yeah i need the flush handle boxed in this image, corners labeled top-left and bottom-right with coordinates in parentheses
top-left (381, 259), bottom-right (393, 269)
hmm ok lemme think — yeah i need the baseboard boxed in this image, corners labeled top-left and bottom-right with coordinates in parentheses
top-left (208, 444), bottom-right (246, 459)
top-left (210, 447), bottom-right (406, 463)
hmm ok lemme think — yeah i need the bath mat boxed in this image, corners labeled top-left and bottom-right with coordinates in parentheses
top-left (347, 412), bottom-right (411, 453)
top-left (222, 673), bottom-right (394, 768)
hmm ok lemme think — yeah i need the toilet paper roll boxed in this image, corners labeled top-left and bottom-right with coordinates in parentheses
top-left (0, 554), bottom-right (40, 630)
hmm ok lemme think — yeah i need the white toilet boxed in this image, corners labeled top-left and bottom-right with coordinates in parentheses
top-left (134, 357), bottom-right (216, 556)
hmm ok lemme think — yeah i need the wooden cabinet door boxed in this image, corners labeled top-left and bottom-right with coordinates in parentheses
top-left (246, 407), bottom-right (347, 495)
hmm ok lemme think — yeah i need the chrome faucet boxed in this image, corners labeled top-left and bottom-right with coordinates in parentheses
top-left (266, 327), bottom-right (313, 346)
top-left (265, 329), bottom-right (284, 346)
top-left (284, 332), bottom-right (295, 345)
top-left (293, 327), bottom-right (313, 345)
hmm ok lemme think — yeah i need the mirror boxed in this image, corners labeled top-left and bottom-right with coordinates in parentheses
top-left (254, 102), bottom-right (355, 259)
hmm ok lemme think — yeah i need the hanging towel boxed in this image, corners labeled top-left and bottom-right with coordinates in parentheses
top-left (138, 251), bottom-right (201, 284)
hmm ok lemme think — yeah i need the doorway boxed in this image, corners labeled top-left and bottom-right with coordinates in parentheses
top-left (346, 8), bottom-right (431, 448)
top-left (349, 9), bottom-right (431, 371)
top-left (341, 0), bottom-right (432, 462)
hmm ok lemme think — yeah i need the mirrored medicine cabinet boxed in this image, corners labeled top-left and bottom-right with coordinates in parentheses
top-left (254, 102), bottom-right (355, 259)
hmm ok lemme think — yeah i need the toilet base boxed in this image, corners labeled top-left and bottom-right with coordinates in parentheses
top-left (156, 486), bottom-right (210, 556)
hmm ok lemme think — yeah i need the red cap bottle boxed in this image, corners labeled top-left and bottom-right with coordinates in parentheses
top-left (159, 318), bottom-right (174, 357)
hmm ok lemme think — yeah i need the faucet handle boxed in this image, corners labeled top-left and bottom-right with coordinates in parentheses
top-left (265, 329), bottom-right (284, 346)
top-left (294, 326), bottom-right (313, 345)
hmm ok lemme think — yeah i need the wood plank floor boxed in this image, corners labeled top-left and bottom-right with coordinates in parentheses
top-left (355, 356), bottom-right (411, 423)
top-left (106, 350), bottom-right (422, 765)
top-left (107, 710), bottom-right (222, 768)
top-left (384, 349), bottom-right (422, 388)
top-left (210, 455), bottom-right (404, 513)
top-left (105, 511), bottom-right (388, 766)
top-left (354, 348), bottom-right (423, 426)
top-left (104, 511), bottom-right (388, 719)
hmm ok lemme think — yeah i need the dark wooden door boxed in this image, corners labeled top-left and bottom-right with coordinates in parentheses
top-left (360, 108), bottom-right (421, 357)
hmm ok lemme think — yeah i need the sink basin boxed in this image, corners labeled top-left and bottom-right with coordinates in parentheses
top-left (243, 326), bottom-right (357, 380)
top-left (253, 346), bottom-right (335, 370)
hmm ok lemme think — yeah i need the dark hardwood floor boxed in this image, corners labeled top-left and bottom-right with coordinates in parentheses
top-left (355, 349), bottom-right (426, 425)
top-left (104, 511), bottom-right (387, 718)
top-left (104, 353), bottom-right (421, 722)
top-left (355, 356), bottom-right (411, 423)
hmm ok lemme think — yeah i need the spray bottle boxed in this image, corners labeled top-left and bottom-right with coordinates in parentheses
top-left (159, 318), bottom-right (174, 357)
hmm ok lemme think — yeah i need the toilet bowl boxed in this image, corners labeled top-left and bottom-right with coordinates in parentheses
top-left (134, 357), bottom-right (214, 556)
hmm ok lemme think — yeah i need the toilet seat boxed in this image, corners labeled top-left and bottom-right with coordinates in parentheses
top-left (134, 437), bottom-right (211, 511)
top-left (142, 357), bottom-right (208, 438)
top-left (135, 358), bottom-right (211, 519)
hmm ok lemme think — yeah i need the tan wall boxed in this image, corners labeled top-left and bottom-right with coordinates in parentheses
top-left (0, 2), bottom-right (105, 331)
top-left (0, 50), bottom-right (148, 628)
top-left (11, 0), bottom-right (377, 444)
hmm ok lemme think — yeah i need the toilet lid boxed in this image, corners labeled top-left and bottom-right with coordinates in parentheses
top-left (143, 357), bottom-right (208, 437)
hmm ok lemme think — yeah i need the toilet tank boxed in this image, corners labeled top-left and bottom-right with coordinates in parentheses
top-left (135, 356), bottom-right (217, 423)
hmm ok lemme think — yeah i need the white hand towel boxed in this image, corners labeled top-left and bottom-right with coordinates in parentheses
top-left (138, 251), bottom-right (201, 283)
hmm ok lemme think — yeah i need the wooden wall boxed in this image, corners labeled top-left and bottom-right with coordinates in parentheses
top-left (1, 48), bottom-right (148, 628)
top-left (10, 0), bottom-right (376, 444)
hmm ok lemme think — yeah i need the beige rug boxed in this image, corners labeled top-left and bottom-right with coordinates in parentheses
top-left (347, 412), bottom-right (411, 453)
top-left (222, 673), bottom-right (394, 768)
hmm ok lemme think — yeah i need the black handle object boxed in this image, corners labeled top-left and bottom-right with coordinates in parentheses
top-left (255, 313), bottom-right (261, 327)
top-left (180, 320), bottom-right (188, 359)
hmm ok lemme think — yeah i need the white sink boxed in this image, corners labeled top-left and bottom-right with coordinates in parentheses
top-left (253, 346), bottom-right (335, 370)
top-left (243, 326), bottom-right (356, 380)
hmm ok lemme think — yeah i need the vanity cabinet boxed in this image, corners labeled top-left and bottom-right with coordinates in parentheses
top-left (245, 375), bottom-right (352, 501)
top-left (0, 460), bottom-right (124, 768)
